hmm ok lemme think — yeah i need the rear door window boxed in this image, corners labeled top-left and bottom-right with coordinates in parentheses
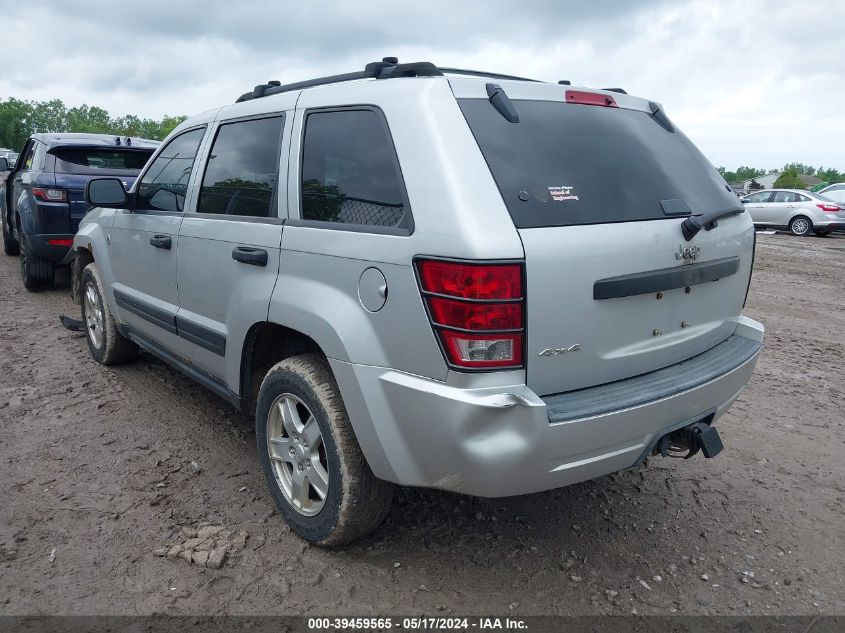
top-left (52, 148), bottom-right (153, 174)
top-left (458, 99), bottom-right (739, 229)
top-left (300, 109), bottom-right (410, 230)
top-left (772, 191), bottom-right (799, 203)
top-left (197, 115), bottom-right (284, 218)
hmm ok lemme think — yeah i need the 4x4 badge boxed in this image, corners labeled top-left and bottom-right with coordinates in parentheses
top-left (676, 244), bottom-right (701, 263)
top-left (539, 344), bottom-right (582, 357)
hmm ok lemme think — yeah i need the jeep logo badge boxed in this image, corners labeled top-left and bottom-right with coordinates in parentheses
top-left (676, 244), bottom-right (701, 263)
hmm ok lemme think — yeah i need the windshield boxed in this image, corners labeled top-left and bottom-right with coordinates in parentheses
top-left (458, 99), bottom-right (739, 229)
top-left (51, 147), bottom-right (154, 174)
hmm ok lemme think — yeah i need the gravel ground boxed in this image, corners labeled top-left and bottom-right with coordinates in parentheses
top-left (1, 233), bottom-right (843, 616)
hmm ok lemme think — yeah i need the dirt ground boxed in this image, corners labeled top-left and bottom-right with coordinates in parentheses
top-left (1, 232), bottom-right (843, 617)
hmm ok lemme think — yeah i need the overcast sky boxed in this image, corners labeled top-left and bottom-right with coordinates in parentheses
top-left (1, 0), bottom-right (842, 170)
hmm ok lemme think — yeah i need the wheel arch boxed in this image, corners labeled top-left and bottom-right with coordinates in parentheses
top-left (71, 246), bottom-right (95, 305)
top-left (789, 214), bottom-right (813, 235)
top-left (239, 321), bottom-right (325, 413)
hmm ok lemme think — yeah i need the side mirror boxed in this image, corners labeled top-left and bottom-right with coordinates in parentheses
top-left (740, 198), bottom-right (748, 203)
top-left (0, 158), bottom-right (8, 171)
top-left (86, 177), bottom-right (128, 208)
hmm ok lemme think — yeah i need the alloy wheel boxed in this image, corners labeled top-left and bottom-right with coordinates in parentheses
top-left (791, 217), bottom-right (810, 235)
top-left (266, 393), bottom-right (330, 516)
top-left (84, 281), bottom-right (105, 349)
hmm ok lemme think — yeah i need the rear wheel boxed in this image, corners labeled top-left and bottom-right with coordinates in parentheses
top-left (80, 263), bottom-right (138, 364)
top-left (788, 215), bottom-right (812, 237)
top-left (256, 354), bottom-right (393, 546)
top-left (2, 214), bottom-right (19, 256)
top-left (19, 235), bottom-right (54, 290)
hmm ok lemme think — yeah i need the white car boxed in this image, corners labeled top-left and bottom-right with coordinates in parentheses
top-left (740, 188), bottom-right (845, 236)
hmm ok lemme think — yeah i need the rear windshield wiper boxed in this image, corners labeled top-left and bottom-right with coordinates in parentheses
top-left (486, 83), bottom-right (519, 123)
top-left (681, 207), bottom-right (745, 241)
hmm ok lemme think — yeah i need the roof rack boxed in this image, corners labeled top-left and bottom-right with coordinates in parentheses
top-left (439, 68), bottom-right (539, 82)
top-left (236, 57), bottom-right (443, 103)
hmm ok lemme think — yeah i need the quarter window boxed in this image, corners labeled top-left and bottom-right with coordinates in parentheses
top-left (31, 142), bottom-right (47, 171)
top-left (136, 128), bottom-right (205, 212)
top-left (20, 142), bottom-right (36, 171)
top-left (300, 109), bottom-right (409, 229)
top-left (197, 115), bottom-right (284, 218)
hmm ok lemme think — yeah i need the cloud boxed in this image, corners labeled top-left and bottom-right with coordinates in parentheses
top-left (0, 0), bottom-right (842, 169)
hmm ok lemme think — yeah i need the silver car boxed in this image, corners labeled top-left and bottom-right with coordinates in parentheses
top-left (817, 183), bottom-right (845, 205)
top-left (70, 58), bottom-right (764, 545)
top-left (741, 188), bottom-right (845, 236)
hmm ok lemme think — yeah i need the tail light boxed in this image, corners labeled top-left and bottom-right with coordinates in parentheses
top-left (47, 238), bottom-right (74, 246)
top-left (415, 258), bottom-right (525, 370)
top-left (33, 188), bottom-right (67, 202)
top-left (816, 203), bottom-right (840, 213)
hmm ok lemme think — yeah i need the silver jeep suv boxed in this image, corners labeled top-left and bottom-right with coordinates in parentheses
top-left (72, 58), bottom-right (764, 545)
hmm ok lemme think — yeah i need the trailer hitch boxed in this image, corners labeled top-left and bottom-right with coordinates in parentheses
top-left (655, 421), bottom-right (724, 459)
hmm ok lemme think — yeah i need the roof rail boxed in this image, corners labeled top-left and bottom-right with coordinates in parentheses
top-left (236, 57), bottom-right (443, 103)
top-left (441, 67), bottom-right (539, 82)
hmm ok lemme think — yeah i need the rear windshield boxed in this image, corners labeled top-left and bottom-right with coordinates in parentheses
top-left (458, 99), bottom-right (738, 228)
top-left (51, 147), bottom-right (153, 174)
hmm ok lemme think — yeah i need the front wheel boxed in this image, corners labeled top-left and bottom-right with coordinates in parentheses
top-left (789, 215), bottom-right (812, 237)
top-left (80, 263), bottom-right (138, 364)
top-left (256, 354), bottom-right (393, 546)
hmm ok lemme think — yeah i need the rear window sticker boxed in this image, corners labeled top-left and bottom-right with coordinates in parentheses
top-left (548, 185), bottom-right (579, 201)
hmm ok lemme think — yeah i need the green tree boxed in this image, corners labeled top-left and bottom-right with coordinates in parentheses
top-left (718, 166), bottom-right (767, 185)
top-left (781, 163), bottom-right (816, 176)
top-left (815, 167), bottom-right (844, 184)
top-left (773, 168), bottom-right (805, 189)
top-left (0, 97), bottom-right (187, 148)
top-left (0, 97), bottom-right (33, 149)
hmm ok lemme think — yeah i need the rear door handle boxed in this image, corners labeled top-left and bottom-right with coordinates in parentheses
top-left (150, 235), bottom-right (172, 249)
top-left (232, 246), bottom-right (268, 267)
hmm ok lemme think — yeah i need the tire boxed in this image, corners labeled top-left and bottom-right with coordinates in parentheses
top-left (814, 230), bottom-right (830, 237)
top-left (80, 263), bottom-right (138, 365)
top-left (788, 215), bottom-right (812, 237)
top-left (19, 235), bottom-right (54, 290)
top-left (256, 354), bottom-right (393, 546)
top-left (2, 214), bottom-right (19, 256)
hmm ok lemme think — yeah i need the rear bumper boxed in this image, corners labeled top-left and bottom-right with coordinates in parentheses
top-left (814, 217), bottom-right (845, 230)
top-left (333, 316), bottom-right (764, 497)
top-left (27, 233), bottom-right (74, 263)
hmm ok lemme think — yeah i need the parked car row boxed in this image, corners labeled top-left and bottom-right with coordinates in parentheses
top-left (740, 188), bottom-right (845, 236)
top-left (3, 59), bottom-right (765, 545)
top-left (0, 148), bottom-right (18, 170)
top-left (0, 134), bottom-right (158, 288)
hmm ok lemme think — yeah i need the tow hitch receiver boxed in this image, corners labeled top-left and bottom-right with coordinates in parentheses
top-left (655, 421), bottom-right (724, 459)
